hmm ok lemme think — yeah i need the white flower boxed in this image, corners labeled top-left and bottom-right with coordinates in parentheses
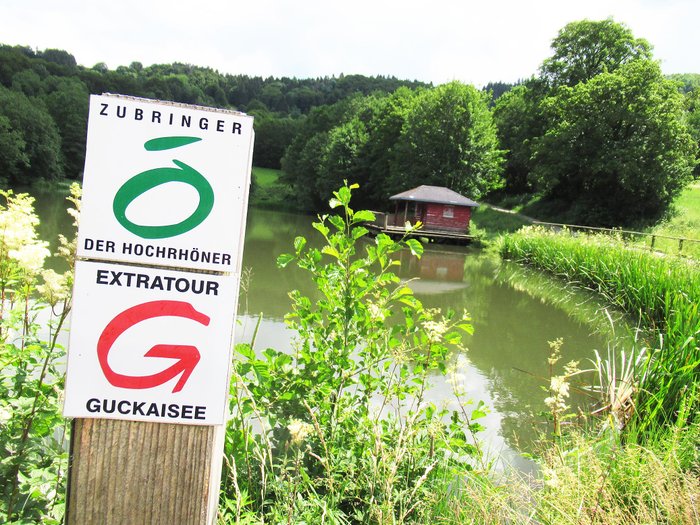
top-left (0, 405), bottom-right (11, 424)
top-left (37, 269), bottom-right (71, 306)
top-left (423, 319), bottom-right (448, 343)
top-left (10, 242), bottom-right (50, 275)
top-left (550, 376), bottom-right (570, 398)
top-left (287, 419), bottom-right (314, 445)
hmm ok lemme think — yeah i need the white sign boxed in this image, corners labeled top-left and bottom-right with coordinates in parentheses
top-left (77, 94), bottom-right (254, 273)
top-left (64, 260), bottom-right (238, 425)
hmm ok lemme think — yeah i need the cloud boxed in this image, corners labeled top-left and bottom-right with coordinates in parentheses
top-left (1, 0), bottom-right (697, 85)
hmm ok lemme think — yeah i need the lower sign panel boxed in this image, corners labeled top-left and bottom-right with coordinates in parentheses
top-left (63, 260), bottom-right (239, 425)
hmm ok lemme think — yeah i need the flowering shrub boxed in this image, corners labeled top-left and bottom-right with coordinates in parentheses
top-left (0, 185), bottom-right (79, 524)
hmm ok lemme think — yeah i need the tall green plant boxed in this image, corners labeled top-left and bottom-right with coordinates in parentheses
top-left (222, 183), bottom-right (489, 524)
top-left (0, 186), bottom-right (78, 524)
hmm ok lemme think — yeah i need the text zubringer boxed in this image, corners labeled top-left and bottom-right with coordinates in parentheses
top-left (99, 102), bottom-right (244, 135)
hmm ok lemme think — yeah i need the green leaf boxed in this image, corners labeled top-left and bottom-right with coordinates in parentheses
top-left (457, 322), bottom-right (474, 335)
top-left (444, 332), bottom-right (462, 345)
top-left (236, 344), bottom-right (256, 360)
top-left (329, 197), bottom-right (342, 209)
top-left (353, 210), bottom-right (376, 223)
top-left (328, 214), bottom-right (345, 231)
top-left (293, 236), bottom-right (307, 254)
top-left (312, 221), bottom-right (330, 237)
top-left (337, 186), bottom-right (352, 205)
top-left (471, 409), bottom-right (488, 420)
top-left (322, 246), bottom-right (340, 259)
top-left (352, 226), bottom-right (369, 240)
top-left (277, 253), bottom-right (295, 268)
top-left (405, 238), bottom-right (424, 258)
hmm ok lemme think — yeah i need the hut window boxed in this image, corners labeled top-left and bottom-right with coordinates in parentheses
top-left (443, 205), bottom-right (454, 218)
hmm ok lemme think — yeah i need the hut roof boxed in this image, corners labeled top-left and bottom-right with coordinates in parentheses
top-left (389, 185), bottom-right (479, 207)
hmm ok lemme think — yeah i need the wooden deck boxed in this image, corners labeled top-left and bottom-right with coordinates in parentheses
top-left (366, 220), bottom-right (476, 245)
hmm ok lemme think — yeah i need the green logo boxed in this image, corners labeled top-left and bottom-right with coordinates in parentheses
top-left (113, 137), bottom-right (214, 239)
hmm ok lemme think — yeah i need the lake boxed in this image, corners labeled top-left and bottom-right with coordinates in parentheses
top-left (29, 188), bottom-right (631, 473)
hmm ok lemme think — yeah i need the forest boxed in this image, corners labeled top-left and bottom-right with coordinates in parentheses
top-left (1, 19), bottom-right (699, 226)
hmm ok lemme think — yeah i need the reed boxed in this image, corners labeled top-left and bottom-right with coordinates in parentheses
top-left (499, 227), bottom-right (700, 431)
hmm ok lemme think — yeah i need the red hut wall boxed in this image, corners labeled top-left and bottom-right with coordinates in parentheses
top-left (423, 203), bottom-right (471, 231)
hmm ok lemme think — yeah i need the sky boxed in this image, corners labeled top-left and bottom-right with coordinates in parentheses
top-left (2, 0), bottom-right (699, 87)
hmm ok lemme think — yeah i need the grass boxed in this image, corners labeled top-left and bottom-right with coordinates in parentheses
top-left (494, 225), bottom-right (700, 523)
top-left (249, 167), bottom-right (296, 209)
top-left (641, 182), bottom-right (700, 259)
top-left (470, 205), bottom-right (532, 241)
top-left (530, 423), bottom-right (700, 524)
top-left (251, 166), bottom-right (281, 188)
top-left (499, 227), bottom-right (700, 432)
top-left (484, 181), bottom-right (700, 258)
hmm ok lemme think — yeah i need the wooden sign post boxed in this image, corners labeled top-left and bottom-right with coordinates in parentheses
top-left (63, 95), bottom-right (254, 524)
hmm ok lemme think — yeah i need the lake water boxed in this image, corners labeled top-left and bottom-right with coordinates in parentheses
top-left (29, 188), bottom-right (631, 473)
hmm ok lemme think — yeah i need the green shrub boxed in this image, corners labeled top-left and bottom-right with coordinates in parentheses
top-left (221, 183), bottom-right (496, 524)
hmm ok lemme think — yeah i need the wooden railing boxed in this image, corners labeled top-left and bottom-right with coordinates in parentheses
top-left (532, 221), bottom-right (700, 257)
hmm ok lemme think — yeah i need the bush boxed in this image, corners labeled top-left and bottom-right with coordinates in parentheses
top-left (221, 183), bottom-right (494, 524)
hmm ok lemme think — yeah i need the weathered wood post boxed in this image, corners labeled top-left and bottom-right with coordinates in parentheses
top-left (63, 94), bottom-right (254, 524)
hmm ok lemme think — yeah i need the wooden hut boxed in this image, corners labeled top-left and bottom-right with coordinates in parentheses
top-left (369, 185), bottom-right (479, 243)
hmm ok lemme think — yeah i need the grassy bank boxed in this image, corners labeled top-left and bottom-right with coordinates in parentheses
top-left (641, 182), bottom-right (700, 259)
top-left (499, 226), bottom-right (700, 430)
top-left (249, 167), bottom-right (296, 209)
top-left (495, 226), bottom-right (700, 523)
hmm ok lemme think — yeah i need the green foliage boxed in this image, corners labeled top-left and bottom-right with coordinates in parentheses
top-left (684, 89), bottom-right (700, 178)
top-left (0, 43), bottom-right (430, 180)
top-left (0, 188), bottom-right (77, 523)
top-left (43, 78), bottom-right (89, 178)
top-left (0, 86), bottom-right (64, 185)
top-left (667, 73), bottom-right (700, 94)
top-left (491, 19), bottom-right (699, 227)
top-left (499, 227), bottom-right (700, 432)
top-left (531, 60), bottom-right (696, 225)
top-left (250, 114), bottom-right (302, 169)
top-left (0, 115), bottom-right (29, 185)
top-left (222, 183), bottom-right (488, 524)
top-left (492, 82), bottom-right (547, 193)
top-left (389, 81), bottom-right (504, 199)
top-left (540, 18), bottom-right (653, 88)
top-left (283, 82), bottom-right (504, 211)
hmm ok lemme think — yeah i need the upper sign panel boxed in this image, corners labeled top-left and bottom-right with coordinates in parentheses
top-left (77, 94), bottom-right (254, 273)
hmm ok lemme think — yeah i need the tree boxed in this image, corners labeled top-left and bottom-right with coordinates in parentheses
top-left (493, 81), bottom-right (548, 193)
top-left (281, 97), bottom-right (368, 210)
top-left (0, 116), bottom-right (29, 185)
top-left (541, 19), bottom-right (652, 88)
top-left (252, 114), bottom-right (303, 169)
top-left (390, 81), bottom-right (504, 199)
top-left (668, 73), bottom-right (700, 94)
top-left (44, 77), bottom-right (89, 178)
top-left (685, 89), bottom-right (700, 178)
top-left (364, 88), bottom-right (418, 205)
top-left (0, 87), bottom-right (64, 184)
top-left (531, 60), bottom-right (697, 225)
top-left (38, 49), bottom-right (77, 69)
top-left (315, 117), bottom-right (369, 202)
